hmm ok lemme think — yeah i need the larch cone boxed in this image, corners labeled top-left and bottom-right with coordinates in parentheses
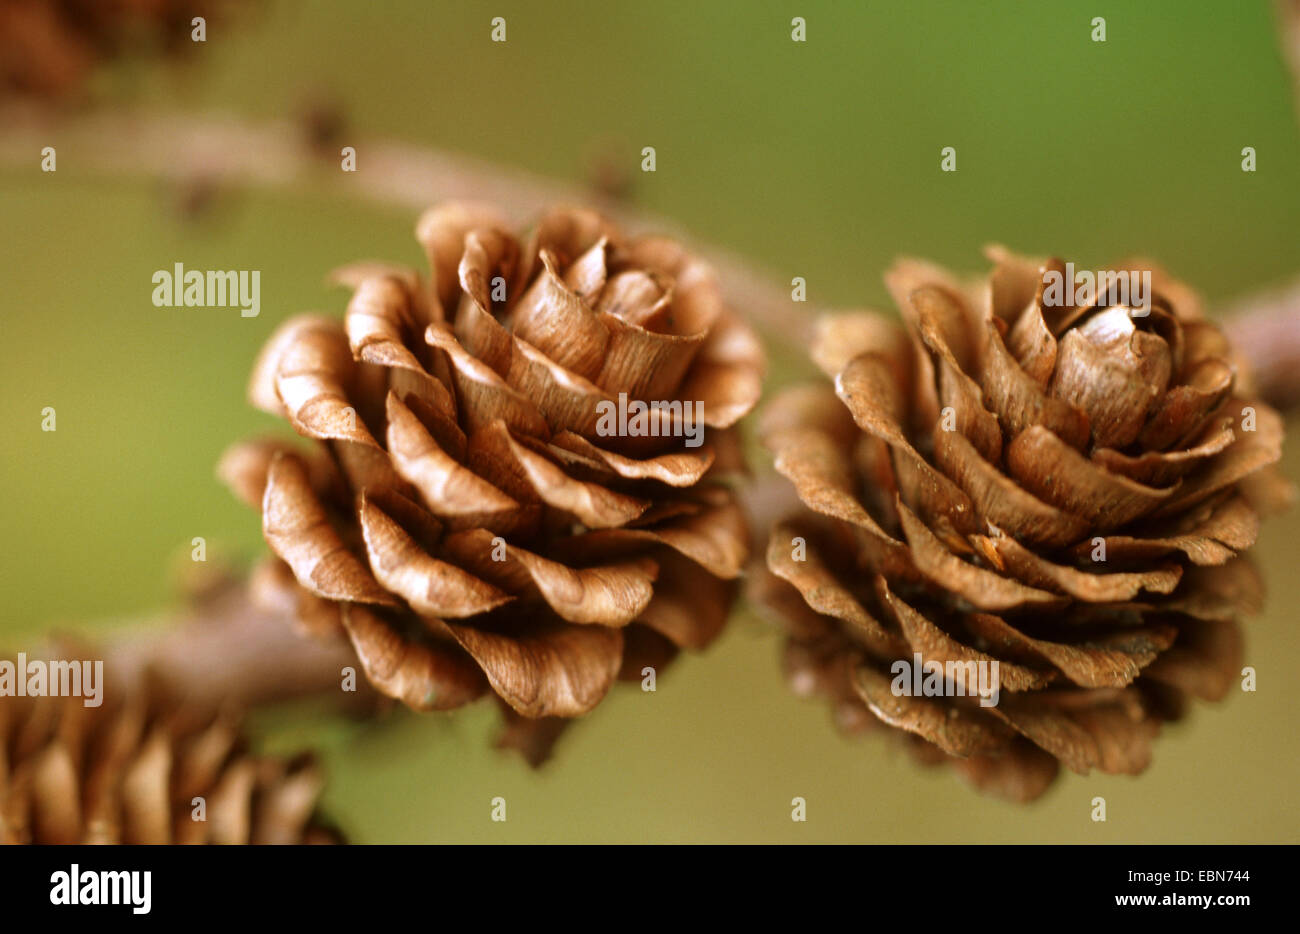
top-left (0, 666), bottom-right (340, 844)
top-left (754, 247), bottom-right (1291, 802)
top-left (0, 0), bottom-right (241, 100)
top-left (219, 202), bottom-right (764, 764)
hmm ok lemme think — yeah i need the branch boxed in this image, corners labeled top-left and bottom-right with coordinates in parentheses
top-left (1278, 0), bottom-right (1300, 124)
top-left (101, 575), bottom-right (374, 713)
top-left (1221, 275), bottom-right (1300, 412)
top-left (12, 103), bottom-right (1300, 403)
top-left (0, 103), bottom-right (800, 344)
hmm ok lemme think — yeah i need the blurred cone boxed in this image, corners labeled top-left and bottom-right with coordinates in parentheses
top-left (0, 662), bottom-right (341, 844)
top-left (0, 0), bottom-right (243, 101)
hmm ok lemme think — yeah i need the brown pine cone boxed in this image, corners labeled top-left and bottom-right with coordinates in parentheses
top-left (0, 0), bottom-right (238, 101)
top-left (219, 203), bottom-right (763, 758)
top-left (756, 247), bottom-right (1291, 802)
top-left (0, 669), bottom-right (340, 844)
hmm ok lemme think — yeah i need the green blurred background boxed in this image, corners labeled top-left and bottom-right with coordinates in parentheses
top-left (2, 0), bottom-right (1298, 842)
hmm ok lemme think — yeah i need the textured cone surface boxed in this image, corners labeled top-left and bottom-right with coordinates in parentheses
top-left (756, 247), bottom-right (1291, 802)
top-left (0, 669), bottom-right (340, 844)
top-left (220, 203), bottom-right (763, 748)
top-left (0, 0), bottom-right (239, 100)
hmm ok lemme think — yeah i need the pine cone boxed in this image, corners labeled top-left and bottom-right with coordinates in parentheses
top-left (0, 670), bottom-right (340, 844)
top-left (0, 0), bottom-right (236, 101)
top-left (756, 247), bottom-right (1291, 802)
top-left (219, 203), bottom-right (763, 757)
